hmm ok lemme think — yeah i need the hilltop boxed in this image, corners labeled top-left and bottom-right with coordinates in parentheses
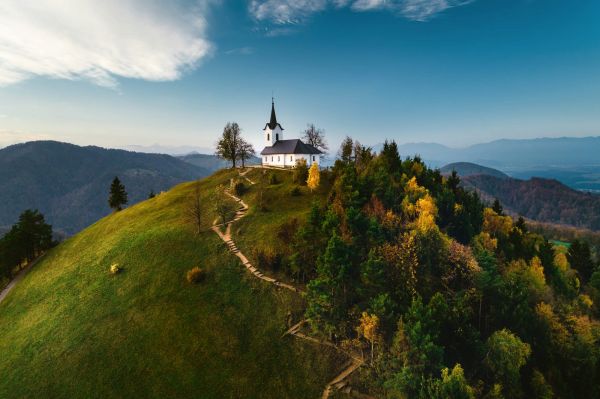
top-left (0, 167), bottom-right (340, 398)
top-left (440, 162), bottom-right (509, 179)
top-left (0, 141), bottom-right (211, 234)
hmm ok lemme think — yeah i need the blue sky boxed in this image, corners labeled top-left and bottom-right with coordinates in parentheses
top-left (0, 0), bottom-right (599, 152)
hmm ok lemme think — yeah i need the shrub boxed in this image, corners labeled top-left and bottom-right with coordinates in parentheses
top-left (290, 186), bottom-right (301, 196)
top-left (293, 159), bottom-right (308, 185)
top-left (187, 267), bottom-right (206, 283)
top-left (269, 173), bottom-right (279, 185)
top-left (252, 247), bottom-right (283, 272)
top-left (110, 263), bottom-right (122, 275)
top-left (234, 182), bottom-right (246, 196)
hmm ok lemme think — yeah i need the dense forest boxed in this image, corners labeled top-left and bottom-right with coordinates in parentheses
top-left (267, 140), bottom-right (600, 398)
top-left (462, 174), bottom-right (600, 231)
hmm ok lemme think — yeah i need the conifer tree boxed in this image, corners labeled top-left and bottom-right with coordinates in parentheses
top-left (108, 177), bottom-right (128, 211)
top-left (307, 162), bottom-right (320, 191)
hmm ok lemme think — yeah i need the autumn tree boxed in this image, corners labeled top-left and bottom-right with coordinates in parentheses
top-left (307, 162), bottom-right (320, 191)
top-left (215, 122), bottom-right (242, 168)
top-left (357, 312), bottom-right (380, 363)
top-left (302, 123), bottom-right (328, 153)
top-left (108, 176), bottom-right (128, 211)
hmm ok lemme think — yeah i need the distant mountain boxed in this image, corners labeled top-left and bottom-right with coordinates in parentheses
top-left (0, 141), bottom-right (211, 234)
top-left (387, 136), bottom-right (600, 169)
top-left (178, 153), bottom-right (260, 170)
top-left (461, 174), bottom-right (600, 231)
top-left (123, 144), bottom-right (213, 155)
top-left (440, 162), bottom-right (509, 179)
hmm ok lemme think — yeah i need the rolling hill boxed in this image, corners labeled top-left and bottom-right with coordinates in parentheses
top-left (0, 168), bottom-right (340, 398)
top-left (461, 174), bottom-right (600, 231)
top-left (440, 162), bottom-right (509, 179)
top-left (0, 141), bottom-right (212, 235)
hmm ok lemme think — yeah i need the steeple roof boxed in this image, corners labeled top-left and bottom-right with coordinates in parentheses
top-left (264, 99), bottom-right (284, 131)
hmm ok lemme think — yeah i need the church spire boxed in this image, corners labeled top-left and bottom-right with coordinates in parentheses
top-left (269, 98), bottom-right (278, 129)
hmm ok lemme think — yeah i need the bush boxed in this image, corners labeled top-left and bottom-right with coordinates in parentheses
top-left (110, 263), bottom-right (122, 275)
top-left (290, 186), bottom-right (301, 196)
top-left (252, 247), bottom-right (283, 272)
top-left (293, 159), bottom-right (308, 185)
top-left (187, 267), bottom-right (206, 283)
top-left (269, 173), bottom-right (279, 185)
top-left (234, 182), bottom-right (246, 196)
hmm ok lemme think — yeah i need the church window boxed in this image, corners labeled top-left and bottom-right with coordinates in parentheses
top-left (290, 156), bottom-right (292, 161)
top-left (267, 134), bottom-right (270, 141)
top-left (312, 156), bottom-right (315, 161)
top-left (276, 133), bottom-right (279, 141)
top-left (271, 156), bottom-right (273, 162)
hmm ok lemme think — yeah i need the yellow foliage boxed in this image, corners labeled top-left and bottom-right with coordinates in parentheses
top-left (306, 162), bottom-right (320, 191)
top-left (483, 208), bottom-right (513, 236)
top-left (357, 312), bottom-right (380, 344)
top-left (473, 232), bottom-right (498, 252)
top-left (554, 252), bottom-right (569, 272)
top-left (529, 256), bottom-right (546, 286)
top-left (416, 195), bottom-right (438, 232)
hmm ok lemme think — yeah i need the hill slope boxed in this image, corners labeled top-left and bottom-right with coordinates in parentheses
top-left (462, 174), bottom-right (600, 230)
top-left (0, 168), bottom-right (339, 398)
top-left (0, 141), bottom-right (211, 234)
top-left (440, 162), bottom-right (509, 179)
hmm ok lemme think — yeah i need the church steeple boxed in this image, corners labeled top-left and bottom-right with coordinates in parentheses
top-left (269, 98), bottom-right (278, 129)
top-left (264, 98), bottom-right (284, 146)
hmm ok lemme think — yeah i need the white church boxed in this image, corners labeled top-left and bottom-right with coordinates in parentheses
top-left (260, 100), bottom-right (322, 168)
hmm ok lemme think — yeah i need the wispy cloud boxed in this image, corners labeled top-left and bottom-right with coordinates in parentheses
top-left (225, 46), bottom-right (255, 55)
top-left (0, 0), bottom-right (214, 88)
top-left (249, 0), bottom-right (475, 24)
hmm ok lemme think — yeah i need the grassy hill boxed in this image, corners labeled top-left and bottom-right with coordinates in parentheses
top-left (0, 168), bottom-right (340, 399)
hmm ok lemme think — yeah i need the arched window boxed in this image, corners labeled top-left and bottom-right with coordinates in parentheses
top-left (312, 156), bottom-right (315, 161)
top-left (278, 156), bottom-right (280, 162)
top-left (267, 134), bottom-right (270, 141)
top-left (276, 133), bottom-right (279, 141)
top-left (290, 156), bottom-right (292, 161)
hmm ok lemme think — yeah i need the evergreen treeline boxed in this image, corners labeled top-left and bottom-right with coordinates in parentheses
top-left (274, 140), bottom-right (600, 398)
top-left (0, 210), bottom-right (54, 281)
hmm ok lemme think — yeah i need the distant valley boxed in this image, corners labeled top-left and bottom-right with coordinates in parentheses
top-left (444, 161), bottom-right (600, 231)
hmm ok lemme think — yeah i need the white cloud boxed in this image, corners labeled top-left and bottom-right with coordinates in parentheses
top-left (0, 0), bottom-right (214, 87)
top-left (249, 0), bottom-right (475, 23)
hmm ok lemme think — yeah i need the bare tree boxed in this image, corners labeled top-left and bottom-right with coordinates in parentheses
top-left (214, 186), bottom-right (233, 224)
top-left (215, 122), bottom-right (241, 168)
top-left (302, 124), bottom-right (328, 153)
top-left (237, 139), bottom-right (256, 168)
top-left (187, 181), bottom-right (203, 235)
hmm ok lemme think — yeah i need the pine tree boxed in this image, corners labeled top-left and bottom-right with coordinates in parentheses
top-left (108, 177), bottom-right (128, 211)
top-left (307, 162), bottom-right (320, 191)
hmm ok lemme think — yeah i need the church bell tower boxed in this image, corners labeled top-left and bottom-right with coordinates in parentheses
top-left (264, 99), bottom-right (283, 147)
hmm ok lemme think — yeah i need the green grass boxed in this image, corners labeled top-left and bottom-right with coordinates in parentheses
top-left (550, 239), bottom-right (571, 249)
top-left (0, 168), bottom-right (340, 399)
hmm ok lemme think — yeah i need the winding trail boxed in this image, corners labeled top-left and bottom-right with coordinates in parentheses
top-left (211, 168), bottom-right (365, 399)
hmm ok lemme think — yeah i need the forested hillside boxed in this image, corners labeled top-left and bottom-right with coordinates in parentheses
top-left (263, 140), bottom-right (600, 398)
top-left (462, 174), bottom-right (600, 231)
top-left (0, 141), bottom-right (210, 234)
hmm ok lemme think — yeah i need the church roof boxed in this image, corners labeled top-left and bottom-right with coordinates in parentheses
top-left (263, 100), bottom-right (284, 131)
top-left (260, 139), bottom-right (322, 155)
